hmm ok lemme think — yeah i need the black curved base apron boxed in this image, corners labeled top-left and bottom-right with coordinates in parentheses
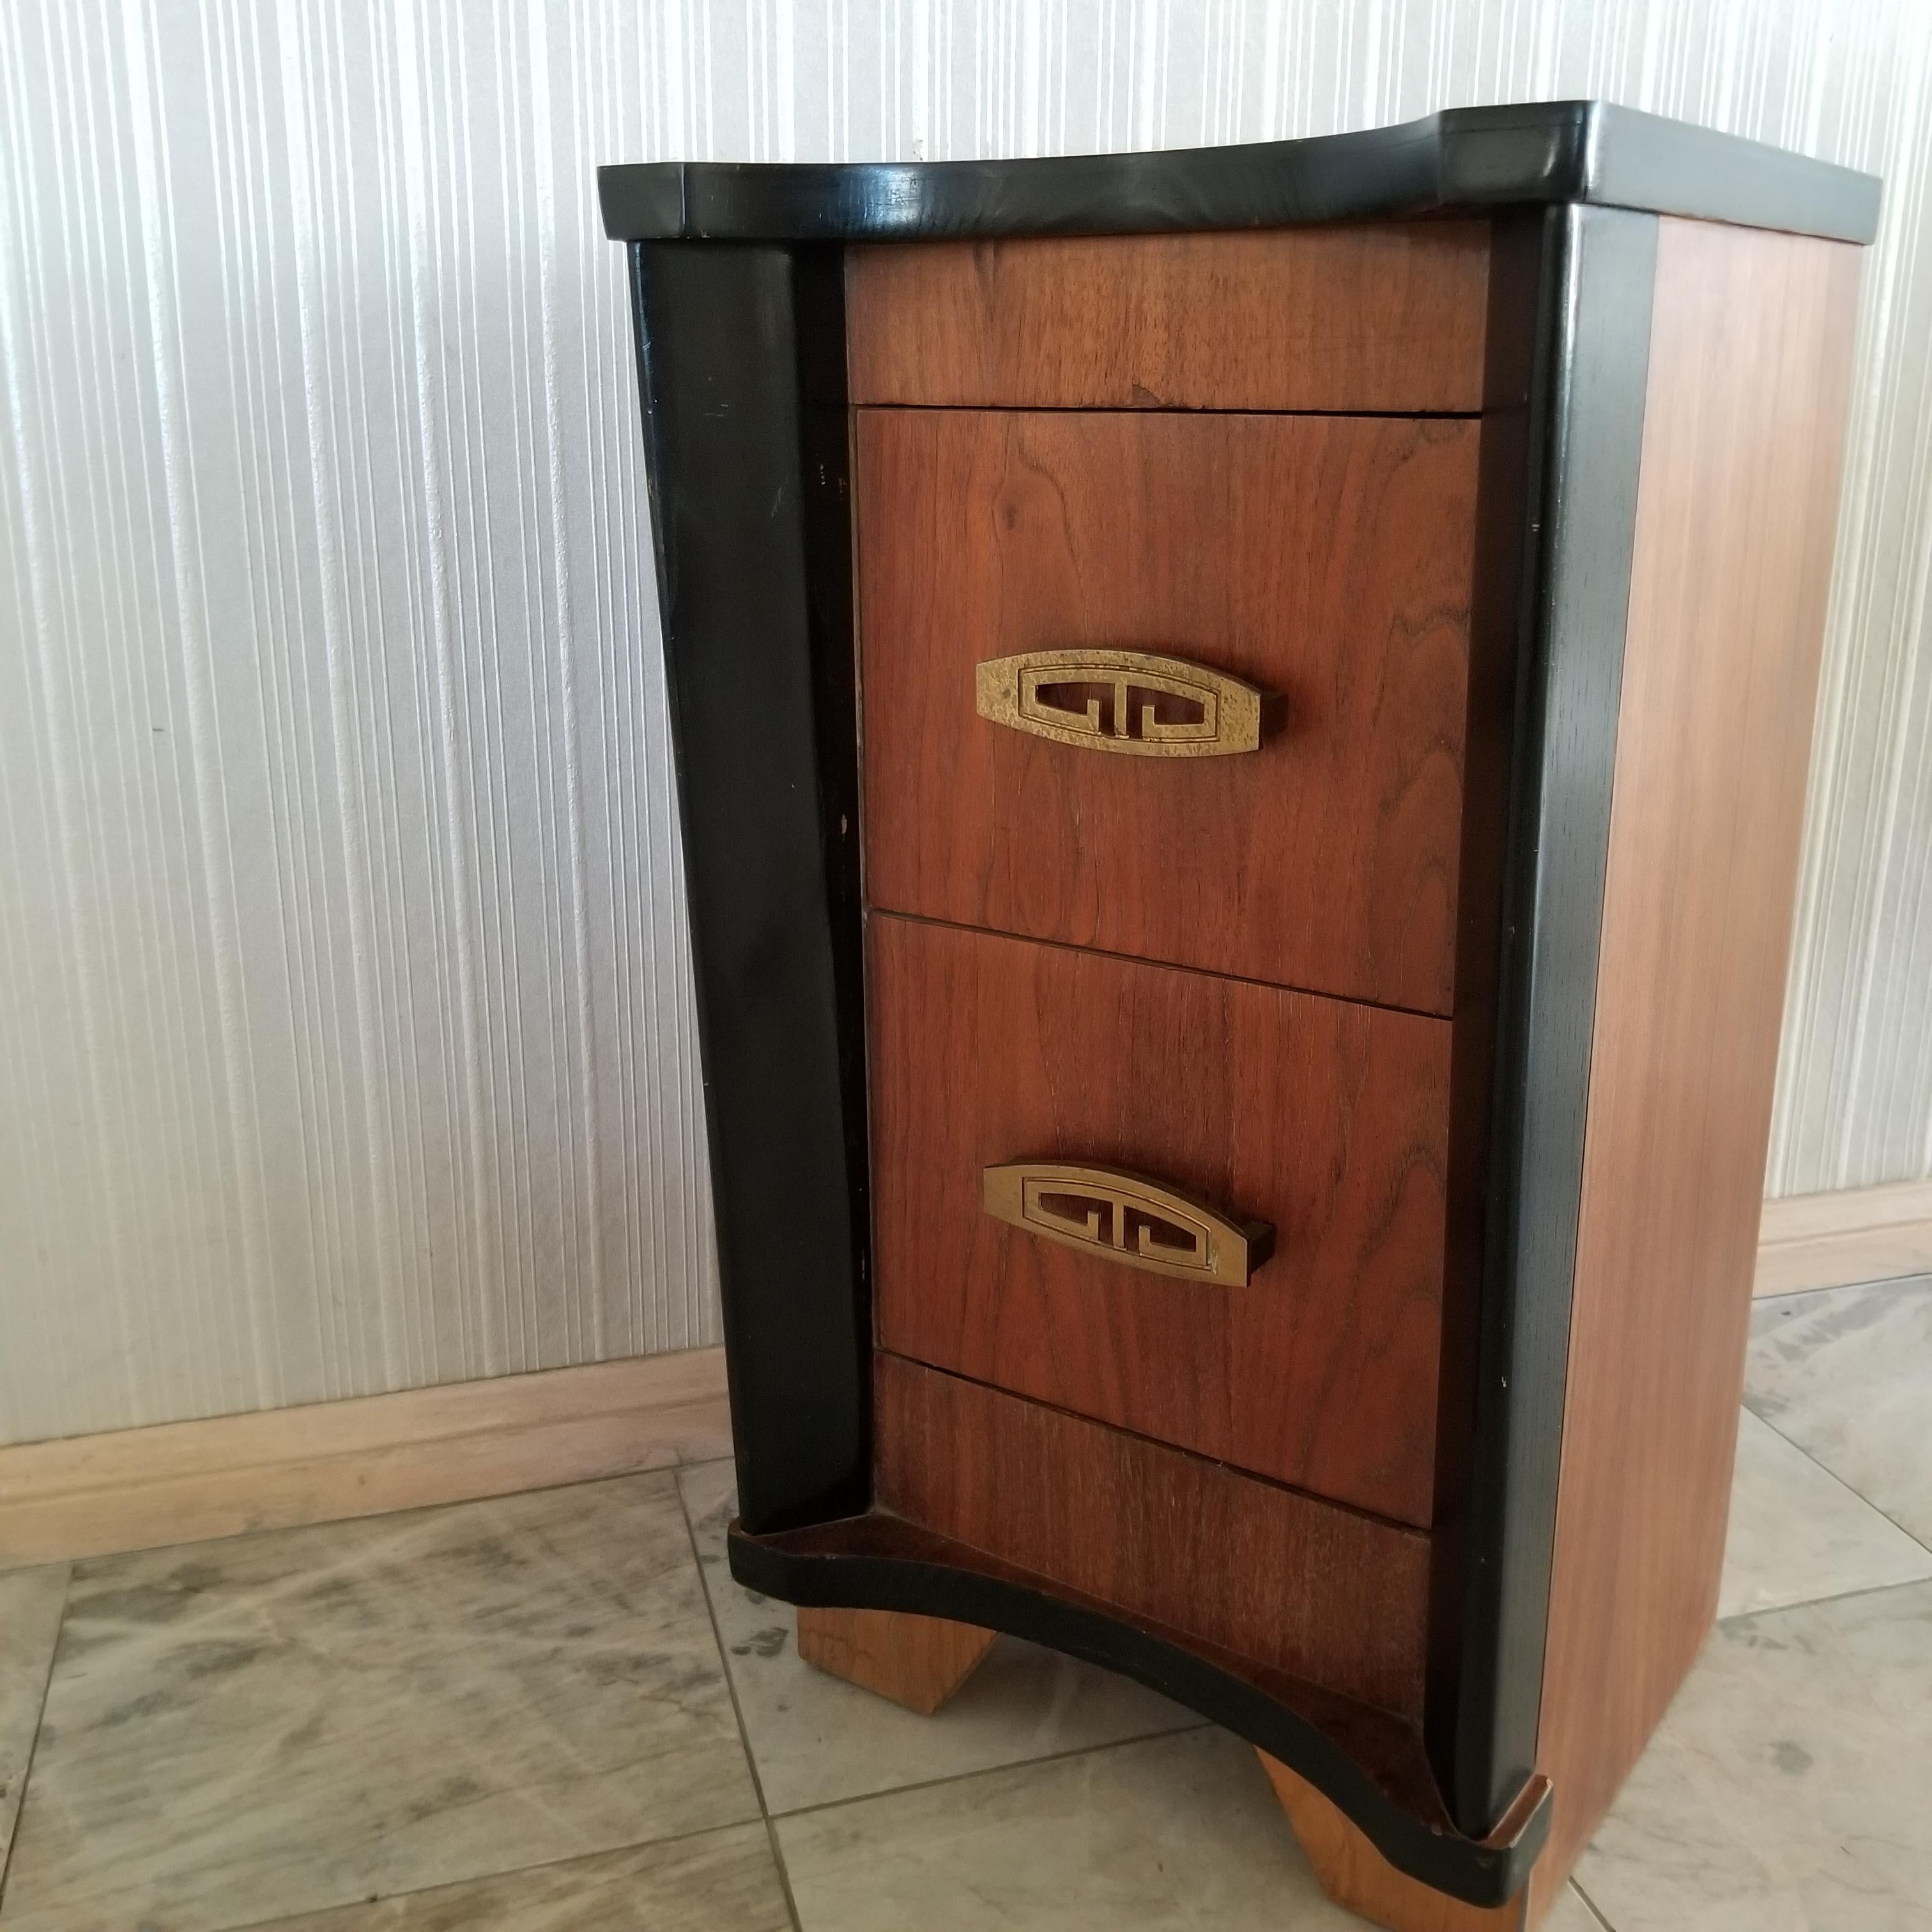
top-left (730, 1515), bottom-right (1551, 1908)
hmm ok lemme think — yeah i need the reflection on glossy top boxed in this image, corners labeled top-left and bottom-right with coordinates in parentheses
top-left (598, 100), bottom-right (1879, 247)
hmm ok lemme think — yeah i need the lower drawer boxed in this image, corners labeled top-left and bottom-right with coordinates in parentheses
top-left (874, 1354), bottom-right (1431, 1717)
top-left (868, 914), bottom-right (1450, 1528)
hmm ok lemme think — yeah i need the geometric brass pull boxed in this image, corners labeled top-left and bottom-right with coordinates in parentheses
top-left (973, 647), bottom-right (1283, 758)
top-left (981, 1160), bottom-right (1274, 1285)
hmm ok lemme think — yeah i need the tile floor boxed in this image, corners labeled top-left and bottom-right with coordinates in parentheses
top-left (1, 1273), bottom-right (1927, 1931)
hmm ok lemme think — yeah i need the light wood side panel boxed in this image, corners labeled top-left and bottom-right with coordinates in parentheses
top-left (1529, 219), bottom-right (1863, 1915)
top-left (846, 224), bottom-right (1492, 411)
top-left (873, 1353), bottom-right (1432, 1719)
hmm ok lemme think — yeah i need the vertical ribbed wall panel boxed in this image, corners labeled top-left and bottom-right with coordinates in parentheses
top-left (1, 1), bottom-right (1924, 1443)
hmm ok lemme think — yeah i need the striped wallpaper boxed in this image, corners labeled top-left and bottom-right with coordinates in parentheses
top-left (2, 0), bottom-right (1928, 1444)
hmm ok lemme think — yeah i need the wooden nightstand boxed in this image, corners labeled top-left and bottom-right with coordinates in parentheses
top-left (601, 103), bottom-right (1876, 1931)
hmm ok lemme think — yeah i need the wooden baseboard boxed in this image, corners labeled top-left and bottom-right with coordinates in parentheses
top-left (0, 1349), bottom-right (732, 1570)
top-left (1756, 1178), bottom-right (1932, 1298)
top-left (8, 1176), bottom-right (1921, 1572)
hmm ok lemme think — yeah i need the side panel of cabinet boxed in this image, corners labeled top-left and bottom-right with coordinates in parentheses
top-left (1528, 218), bottom-right (1862, 1915)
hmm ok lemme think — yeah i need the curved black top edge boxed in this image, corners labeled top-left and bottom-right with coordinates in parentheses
top-left (599, 100), bottom-right (1879, 248)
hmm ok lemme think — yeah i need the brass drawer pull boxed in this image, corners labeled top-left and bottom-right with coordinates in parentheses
top-left (973, 648), bottom-right (1281, 757)
top-left (982, 1160), bottom-right (1273, 1285)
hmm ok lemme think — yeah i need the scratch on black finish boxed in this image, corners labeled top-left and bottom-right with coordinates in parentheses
top-left (600, 101), bottom-right (1877, 246)
top-left (728, 1514), bottom-right (1552, 1910)
top-left (627, 242), bottom-right (870, 1535)
top-left (1432, 205), bottom-right (1660, 1837)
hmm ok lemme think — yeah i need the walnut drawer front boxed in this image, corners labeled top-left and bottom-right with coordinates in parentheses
top-left (868, 913), bottom-right (1450, 1529)
top-left (845, 224), bottom-right (1492, 412)
top-left (857, 407), bottom-right (1480, 1017)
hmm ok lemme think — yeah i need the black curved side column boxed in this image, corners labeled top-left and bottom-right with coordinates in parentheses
top-left (628, 240), bottom-right (870, 1537)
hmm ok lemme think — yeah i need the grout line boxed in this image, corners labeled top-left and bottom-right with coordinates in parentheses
top-left (1749, 1267), bottom-right (1932, 1304)
top-left (762, 1716), bottom-right (1213, 1827)
top-left (201, 1818), bottom-right (779, 1932)
top-left (674, 1466), bottom-right (805, 1932)
top-left (0, 1561), bottom-right (74, 1919)
top-left (9, 1485), bottom-right (778, 1932)
top-left (1742, 1395), bottom-right (1932, 1560)
top-left (1570, 1875), bottom-right (1618, 1929)
top-left (1747, 1278), bottom-right (1917, 1301)
top-left (1716, 1570), bottom-right (1932, 1629)
top-left (668, 1469), bottom-right (1204, 1887)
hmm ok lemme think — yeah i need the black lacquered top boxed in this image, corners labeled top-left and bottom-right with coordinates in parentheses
top-left (599, 100), bottom-right (1879, 248)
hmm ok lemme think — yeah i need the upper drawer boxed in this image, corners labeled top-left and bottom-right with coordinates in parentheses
top-left (846, 223), bottom-right (1492, 412)
top-left (857, 406), bottom-right (1480, 1016)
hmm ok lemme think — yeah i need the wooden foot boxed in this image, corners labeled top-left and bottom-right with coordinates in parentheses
top-left (1257, 1752), bottom-right (1531, 1932)
top-left (796, 1604), bottom-right (997, 1714)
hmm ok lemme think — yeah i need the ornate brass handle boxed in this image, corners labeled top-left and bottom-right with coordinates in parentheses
top-left (982, 1160), bottom-right (1273, 1285)
top-left (973, 648), bottom-right (1282, 758)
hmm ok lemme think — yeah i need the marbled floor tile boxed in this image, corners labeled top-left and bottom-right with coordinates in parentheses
top-left (0, 1474), bottom-right (759, 1932)
top-left (0, 1563), bottom-right (67, 1877)
top-left (1576, 1579), bottom-right (1932, 1929)
top-left (777, 1725), bottom-right (1606, 1931)
top-left (1746, 1276), bottom-right (1932, 1545)
top-left (677, 1459), bottom-right (1200, 1814)
top-left (241, 1821), bottom-right (791, 1931)
top-left (1719, 1408), bottom-right (1932, 1619)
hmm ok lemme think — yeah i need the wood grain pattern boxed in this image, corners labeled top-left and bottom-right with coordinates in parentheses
top-left (0, 1351), bottom-right (731, 1568)
top-left (845, 225), bottom-right (1492, 410)
top-left (1257, 1754), bottom-right (1534, 1932)
top-left (868, 914), bottom-right (1451, 1527)
top-left (874, 1354), bottom-right (1432, 1718)
top-left (1528, 219), bottom-right (1863, 1917)
top-left (1755, 1177), bottom-right (1932, 1296)
top-left (795, 1604), bottom-right (996, 1713)
top-left (857, 408), bottom-right (1480, 1016)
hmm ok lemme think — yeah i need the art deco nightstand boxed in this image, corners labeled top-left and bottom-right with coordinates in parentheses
top-left (601, 103), bottom-right (1876, 1929)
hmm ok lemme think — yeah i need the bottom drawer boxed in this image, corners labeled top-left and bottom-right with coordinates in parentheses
top-left (868, 913), bottom-right (1451, 1528)
top-left (874, 1354), bottom-right (1430, 1718)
